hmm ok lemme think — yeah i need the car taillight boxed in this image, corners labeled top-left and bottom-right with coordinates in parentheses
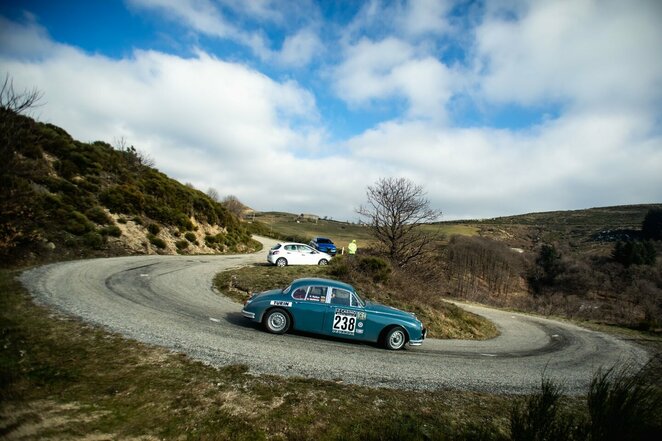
top-left (272, 250), bottom-right (280, 255)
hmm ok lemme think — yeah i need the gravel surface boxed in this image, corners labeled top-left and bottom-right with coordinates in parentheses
top-left (20, 236), bottom-right (650, 395)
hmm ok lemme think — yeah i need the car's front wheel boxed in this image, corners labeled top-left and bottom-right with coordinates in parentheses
top-left (276, 257), bottom-right (287, 267)
top-left (384, 326), bottom-right (407, 350)
top-left (263, 308), bottom-right (291, 334)
top-left (318, 259), bottom-right (328, 265)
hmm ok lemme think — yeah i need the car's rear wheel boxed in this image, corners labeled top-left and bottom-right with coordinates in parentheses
top-left (318, 259), bottom-right (328, 265)
top-left (263, 308), bottom-right (290, 334)
top-left (384, 326), bottom-right (407, 350)
top-left (276, 257), bottom-right (287, 267)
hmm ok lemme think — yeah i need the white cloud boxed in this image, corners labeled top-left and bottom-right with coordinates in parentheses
top-left (398, 0), bottom-right (453, 36)
top-left (127, 0), bottom-right (236, 38)
top-left (344, 0), bottom-right (453, 41)
top-left (276, 28), bottom-right (324, 68)
top-left (345, 107), bottom-right (662, 218)
top-left (0, 15), bottom-right (56, 58)
top-left (0, 19), bottom-right (340, 215)
top-left (476, 0), bottom-right (662, 111)
top-left (126, 0), bottom-right (322, 67)
top-left (332, 37), bottom-right (457, 120)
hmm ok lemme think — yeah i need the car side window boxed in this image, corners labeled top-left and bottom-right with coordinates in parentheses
top-left (299, 245), bottom-right (313, 253)
top-left (284, 245), bottom-right (297, 252)
top-left (305, 286), bottom-right (327, 302)
top-left (292, 287), bottom-right (307, 299)
top-left (330, 288), bottom-right (351, 306)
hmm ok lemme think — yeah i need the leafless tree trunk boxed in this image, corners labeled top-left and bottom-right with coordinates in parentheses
top-left (357, 177), bottom-right (441, 267)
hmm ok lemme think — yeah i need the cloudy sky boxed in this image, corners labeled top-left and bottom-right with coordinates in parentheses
top-left (1, 0), bottom-right (661, 221)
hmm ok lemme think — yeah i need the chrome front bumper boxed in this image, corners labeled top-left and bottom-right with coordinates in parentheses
top-left (241, 310), bottom-right (255, 319)
top-left (409, 328), bottom-right (427, 346)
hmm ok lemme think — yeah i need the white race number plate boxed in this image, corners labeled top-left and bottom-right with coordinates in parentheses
top-left (332, 308), bottom-right (357, 335)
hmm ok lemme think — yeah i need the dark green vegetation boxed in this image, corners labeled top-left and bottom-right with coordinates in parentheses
top-left (213, 255), bottom-right (499, 340)
top-left (3, 270), bottom-right (660, 440)
top-left (510, 368), bottom-right (661, 441)
top-left (1, 109), bottom-right (257, 266)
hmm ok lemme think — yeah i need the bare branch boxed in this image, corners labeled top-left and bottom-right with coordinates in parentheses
top-left (0, 74), bottom-right (44, 114)
top-left (357, 177), bottom-right (442, 266)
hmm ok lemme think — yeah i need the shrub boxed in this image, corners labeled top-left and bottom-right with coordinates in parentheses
top-left (510, 366), bottom-right (662, 441)
top-left (642, 208), bottom-right (662, 241)
top-left (147, 223), bottom-right (160, 235)
top-left (100, 225), bottom-right (121, 237)
top-left (510, 378), bottom-right (576, 441)
top-left (82, 231), bottom-right (105, 249)
top-left (64, 211), bottom-right (95, 236)
top-left (328, 255), bottom-right (392, 283)
top-left (358, 256), bottom-right (392, 283)
top-left (148, 235), bottom-right (166, 249)
top-left (99, 184), bottom-right (145, 214)
top-left (613, 240), bottom-right (656, 267)
top-left (528, 244), bottom-right (565, 294)
top-left (185, 232), bottom-right (197, 242)
top-left (175, 240), bottom-right (188, 250)
top-left (85, 206), bottom-right (111, 225)
top-left (205, 234), bottom-right (223, 249)
top-left (329, 257), bottom-right (351, 278)
top-left (587, 366), bottom-right (662, 441)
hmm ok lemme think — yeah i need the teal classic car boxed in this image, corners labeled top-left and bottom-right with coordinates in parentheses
top-left (241, 278), bottom-right (426, 350)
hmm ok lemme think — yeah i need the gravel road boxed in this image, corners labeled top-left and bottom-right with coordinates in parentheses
top-left (20, 236), bottom-right (650, 395)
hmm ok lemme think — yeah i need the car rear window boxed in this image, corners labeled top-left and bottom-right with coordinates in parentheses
top-left (318, 238), bottom-right (331, 244)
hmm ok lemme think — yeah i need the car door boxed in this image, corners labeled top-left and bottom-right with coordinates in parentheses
top-left (324, 288), bottom-right (364, 340)
top-left (282, 244), bottom-right (302, 265)
top-left (297, 244), bottom-right (317, 265)
top-left (289, 285), bottom-right (329, 332)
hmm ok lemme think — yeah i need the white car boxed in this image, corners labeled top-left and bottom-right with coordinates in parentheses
top-left (267, 242), bottom-right (332, 267)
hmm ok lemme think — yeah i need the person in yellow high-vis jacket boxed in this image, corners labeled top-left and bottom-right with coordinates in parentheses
top-left (348, 239), bottom-right (357, 255)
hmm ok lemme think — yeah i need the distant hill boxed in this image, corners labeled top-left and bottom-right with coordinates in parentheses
top-left (463, 205), bottom-right (662, 254)
top-left (1, 109), bottom-right (258, 266)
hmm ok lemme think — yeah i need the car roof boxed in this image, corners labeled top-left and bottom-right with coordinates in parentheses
top-left (277, 242), bottom-right (310, 246)
top-left (290, 277), bottom-right (354, 291)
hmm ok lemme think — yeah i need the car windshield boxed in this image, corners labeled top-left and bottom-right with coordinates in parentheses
top-left (352, 290), bottom-right (365, 308)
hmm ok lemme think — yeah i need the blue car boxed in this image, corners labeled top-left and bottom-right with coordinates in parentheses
top-left (241, 278), bottom-right (426, 350)
top-left (309, 237), bottom-right (337, 256)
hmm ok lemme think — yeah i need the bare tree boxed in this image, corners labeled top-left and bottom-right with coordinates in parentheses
top-left (357, 177), bottom-right (441, 267)
top-left (222, 195), bottom-right (246, 218)
top-left (206, 187), bottom-right (220, 202)
top-left (0, 74), bottom-right (44, 113)
top-left (113, 136), bottom-right (155, 169)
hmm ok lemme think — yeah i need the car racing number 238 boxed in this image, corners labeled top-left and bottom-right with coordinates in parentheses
top-left (332, 308), bottom-right (357, 335)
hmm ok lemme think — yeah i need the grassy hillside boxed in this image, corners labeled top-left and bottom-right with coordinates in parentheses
top-left (0, 109), bottom-right (258, 265)
top-left (248, 211), bottom-right (479, 251)
top-left (471, 204), bottom-right (661, 254)
top-left (248, 205), bottom-right (662, 331)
